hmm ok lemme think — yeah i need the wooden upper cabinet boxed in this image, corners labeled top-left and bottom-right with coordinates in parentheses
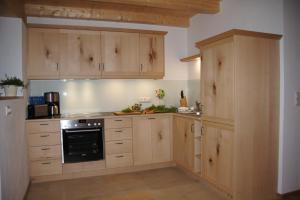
top-left (200, 38), bottom-right (234, 122)
top-left (101, 31), bottom-right (140, 78)
top-left (27, 28), bottom-right (61, 79)
top-left (202, 121), bottom-right (233, 194)
top-left (140, 34), bottom-right (165, 78)
top-left (60, 30), bottom-right (101, 79)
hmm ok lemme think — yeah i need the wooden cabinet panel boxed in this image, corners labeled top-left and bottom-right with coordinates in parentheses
top-left (101, 31), bottom-right (140, 77)
top-left (132, 117), bottom-right (152, 165)
top-left (140, 34), bottom-right (164, 78)
top-left (173, 116), bottom-right (194, 171)
top-left (202, 121), bottom-right (233, 193)
top-left (150, 117), bottom-right (171, 163)
top-left (60, 30), bottom-right (101, 78)
top-left (105, 118), bottom-right (132, 129)
top-left (29, 145), bottom-right (61, 161)
top-left (30, 159), bottom-right (62, 177)
top-left (106, 153), bottom-right (133, 168)
top-left (106, 140), bottom-right (132, 155)
top-left (105, 128), bottom-right (132, 141)
top-left (28, 132), bottom-right (61, 147)
top-left (201, 39), bottom-right (234, 121)
top-left (27, 121), bottom-right (60, 134)
top-left (27, 28), bottom-right (61, 79)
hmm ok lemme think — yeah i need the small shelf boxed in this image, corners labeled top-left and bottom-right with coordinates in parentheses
top-left (0, 96), bottom-right (24, 100)
top-left (180, 54), bottom-right (201, 62)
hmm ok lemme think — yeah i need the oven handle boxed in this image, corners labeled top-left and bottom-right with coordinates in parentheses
top-left (64, 129), bottom-right (101, 133)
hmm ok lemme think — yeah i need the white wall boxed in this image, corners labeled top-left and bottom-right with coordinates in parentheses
top-left (0, 17), bottom-right (29, 200)
top-left (278, 0), bottom-right (300, 194)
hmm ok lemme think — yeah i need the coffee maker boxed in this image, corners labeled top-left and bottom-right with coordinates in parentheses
top-left (44, 92), bottom-right (60, 116)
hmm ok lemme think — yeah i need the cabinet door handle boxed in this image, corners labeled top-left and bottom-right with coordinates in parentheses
top-left (209, 158), bottom-right (213, 164)
top-left (158, 132), bottom-right (163, 140)
top-left (115, 142), bottom-right (123, 145)
top-left (40, 134), bottom-right (49, 138)
top-left (200, 126), bottom-right (204, 136)
top-left (115, 130), bottom-right (123, 133)
top-left (98, 63), bottom-right (101, 71)
top-left (148, 118), bottom-right (156, 120)
top-left (191, 123), bottom-right (194, 133)
top-left (102, 63), bottom-right (105, 71)
top-left (140, 64), bottom-right (143, 72)
top-left (41, 147), bottom-right (50, 151)
top-left (116, 155), bottom-right (124, 158)
top-left (41, 162), bottom-right (51, 165)
top-left (56, 63), bottom-right (59, 71)
top-left (114, 119), bottom-right (123, 122)
top-left (216, 144), bottom-right (220, 155)
top-left (39, 123), bottom-right (49, 126)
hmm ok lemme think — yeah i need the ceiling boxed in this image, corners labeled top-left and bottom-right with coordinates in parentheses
top-left (0, 0), bottom-right (221, 27)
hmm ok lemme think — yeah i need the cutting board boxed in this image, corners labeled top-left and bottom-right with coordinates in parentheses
top-left (113, 111), bottom-right (142, 116)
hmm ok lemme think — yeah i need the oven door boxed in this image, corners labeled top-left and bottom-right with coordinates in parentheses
top-left (62, 128), bottom-right (104, 163)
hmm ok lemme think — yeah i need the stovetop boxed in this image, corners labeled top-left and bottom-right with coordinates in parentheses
top-left (60, 112), bottom-right (114, 119)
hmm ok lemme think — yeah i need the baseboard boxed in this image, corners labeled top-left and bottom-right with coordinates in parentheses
top-left (23, 180), bottom-right (31, 200)
top-left (279, 189), bottom-right (300, 199)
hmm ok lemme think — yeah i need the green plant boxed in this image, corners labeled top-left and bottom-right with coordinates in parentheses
top-left (0, 75), bottom-right (24, 87)
top-left (155, 89), bottom-right (165, 99)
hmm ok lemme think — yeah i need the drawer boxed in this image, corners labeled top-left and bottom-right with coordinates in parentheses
top-left (27, 121), bottom-right (60, 133)
top-left (28, 132), bottom-right (60, 146)
top-left (105, 128), bottom-right (132, 141)
top-left (106, 140), bottom-right (132, 155)
top-left (106, 153), bottom-right (133, 168)
top-left (30, 159), bottom-right (62, 177)
top-left (105, 118), bottom-right (132, 129)
top-left (29, 145), bottom-right (61, 161)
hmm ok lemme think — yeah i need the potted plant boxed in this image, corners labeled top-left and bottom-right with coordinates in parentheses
top-left (0, 75), bottom-right (24, 96)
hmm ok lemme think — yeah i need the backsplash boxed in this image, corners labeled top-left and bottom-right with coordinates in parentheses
top-left (29, 80), bottom-right (200, 114)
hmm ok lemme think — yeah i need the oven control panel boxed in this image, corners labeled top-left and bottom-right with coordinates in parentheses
top-left (61, 118), bottom-right (104, 129)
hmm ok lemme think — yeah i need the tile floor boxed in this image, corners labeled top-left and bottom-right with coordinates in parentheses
top-left (26, 167), bottom-right (227, 200)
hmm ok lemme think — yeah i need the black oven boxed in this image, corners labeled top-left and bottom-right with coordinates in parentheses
top-left (61, 119), bottom-right (104, 163)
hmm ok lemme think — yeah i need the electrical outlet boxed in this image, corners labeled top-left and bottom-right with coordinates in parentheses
top-left (296, 92), bottom-right (300, 106)
top-left (139, 97), bottom-right (151, 103)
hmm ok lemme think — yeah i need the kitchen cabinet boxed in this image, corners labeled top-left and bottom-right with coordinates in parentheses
top-left (105, 117), bottom-right (133, 168)
top-left (27, 28), bottom-right (61, 79)
top-left (196, 29), bottom-right (281, 199)
top-left (133, 116), bottom-right (171, 166)
top-left (202, 121), bottom-right (233, 194)
top-left (140, 34), bottom-right (165, 78)
top-left (27, 27), bottom-right (166, 80)
top-left (173, 116), bottom-right (199, 172)
top-left (101, 31), bottom-right (140, 78)
top-left (26, 120), bottom-right (62, 177)
top-left (60, 30), bottom-right (102, 79)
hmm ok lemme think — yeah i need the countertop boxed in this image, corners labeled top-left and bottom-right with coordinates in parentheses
top-left (26, 112), bottom-right (202, 121)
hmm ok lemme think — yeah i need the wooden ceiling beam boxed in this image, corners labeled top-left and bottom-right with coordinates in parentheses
top-left (25, 4), bottom-right (190, 27)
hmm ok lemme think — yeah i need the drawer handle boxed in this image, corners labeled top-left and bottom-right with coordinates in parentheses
top-left (115, 142), bottom-right (123, 145)
top-left (116, 155), bottom-right (124, 158)
top-left (40, 135), bottom-right (49, 138)
top-left (41, 162), bottom-right (51, 165)
top-left (148, 118), bottom-right (156, 120)
top-left (39, 123), bottom-right (49, 126)
top-left (115, 130), bottom-right (123, 133)
top-left (114, 119), bottom-right (123, 122)
top-left (41, 148), bottom-right (50, 150)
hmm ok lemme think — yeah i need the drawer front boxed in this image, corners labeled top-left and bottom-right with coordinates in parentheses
top-left (105, 118), bottom-right (132, 129)
top-left (106, 153), bottom-right (133, 168)
top-left (27, 121), bottom-right (60, 133)
top-left (28, 132), bottom-right (61, 146)
top-left (29, 145), bottom-right (61, 161)
top-left (30, 159), bottom-right (62, 177)
top-left (105, 128), bottom-right (132, 141)
top-left (106, 140), bottom-right (132, 155)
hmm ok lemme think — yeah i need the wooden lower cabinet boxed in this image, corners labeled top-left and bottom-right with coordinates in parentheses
top-left (202, 121), bottom-right (233, 194)
top-left (30, 159), bottom-right (62, 177)
top-left (173, 116), bottom-right (195, 171)
top-left (133, 116), bottom-right (172, 166)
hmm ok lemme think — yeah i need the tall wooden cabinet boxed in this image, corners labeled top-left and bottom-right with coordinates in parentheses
top-left (196, 29), bottom-right (281, 200)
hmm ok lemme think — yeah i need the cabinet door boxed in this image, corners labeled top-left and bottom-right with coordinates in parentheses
top-left (201, 39), bottom-right (234, 121)
top-left (184, 119), bottom-right (195, 170)
top-left (173, 117), bottom-right (186, 166)
top-left (101, 31), bottom-right (140, 78)
top-left (150, 117), bottom-right (171, 163)
top-left (202, 121), bottom-right (233, 193)
top-left (132, 118), bottom-right (152, 165)
top-left (140, 34), bottom-right (164, 78)
top-left (60, 30), bottom-right (101, 78)
top-left (27, 28), bottom-right (61, 79)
